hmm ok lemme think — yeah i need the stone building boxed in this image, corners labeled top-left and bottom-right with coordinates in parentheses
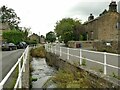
top-left (29, 33), bottom-right (40, 43)
top-left (83, 1), bottom-right (120, 41)
top-left (68, 1), bottom-right (120, 53)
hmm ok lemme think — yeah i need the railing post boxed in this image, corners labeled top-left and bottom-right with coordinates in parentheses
top-left (60, 47), bottom-right (61, 56)
top-left (48, 44), bottom-right (49, 52)
top-left (55, 46), bottom-right (56, 54)
top-left (18, 59), bottom-right (22, 88)
top-left (104, 52), bottom-right (107, 75)
top-left (23, 54), bottom-right (25, 72)
top-left (0, 83), bottom-right (3, 90)
top-left (80, 49), bottom-right (82, 65)
top-left (67, 48), bottom-right (69, 60)
top-left (51, 45), bottom-right (52, 53)
top-left (46, 44), bottom-right (47, 50)
top-left (47, 44), bottom-right (49, 52)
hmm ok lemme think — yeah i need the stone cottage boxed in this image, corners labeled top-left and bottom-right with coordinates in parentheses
top-left (68, 1), bottom-right (120, 53)
top-left (83, 1), bottom-right (120, 41)
top-left (29, 33), bottom-right (40, 43)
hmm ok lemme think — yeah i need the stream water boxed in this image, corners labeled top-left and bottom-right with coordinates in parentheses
top-left (31, 58), bottom-right (57, 88)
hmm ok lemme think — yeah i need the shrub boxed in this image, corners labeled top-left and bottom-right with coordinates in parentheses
top-left (30, 46), bottom-right (46, 58)
top-left (2, 30), bottom-right (24, 44)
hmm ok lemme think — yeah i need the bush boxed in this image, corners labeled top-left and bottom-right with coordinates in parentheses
top-left (30, 46), bottom-right (46, 58)
top-left (25, 40), bottom-right (37, 45)
top-left (2, 30), bottom-right (24, 44)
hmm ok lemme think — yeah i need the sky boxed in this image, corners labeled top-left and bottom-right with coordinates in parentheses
top-left (0, 0), bottom-right (120, 36)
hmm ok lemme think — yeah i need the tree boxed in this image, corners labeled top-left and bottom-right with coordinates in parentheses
top-left (2, 30), bottom-right (24, 44)
top-left (0, 5), bottom-right (20, 30)
top-left (73, 20), bottom-right (85, 41)
top-left (22, 27), bottom-right (31, 40)
top-left (54, 18), bottom-right (82, 43)
top-left (46, 31), bottom-right (56, 43)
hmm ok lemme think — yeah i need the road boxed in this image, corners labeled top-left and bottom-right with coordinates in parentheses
top-left (52, 44), bottom-right (119, 76)
top-left (0, 49), bottom-right (24, 82)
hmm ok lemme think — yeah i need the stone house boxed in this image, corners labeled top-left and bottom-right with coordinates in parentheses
top-left (83, 1), bottom-right (120, 41)
top-left (68, 1), bottom-right (120, 53)
top-left (29, 33), bottom-right (40, 43)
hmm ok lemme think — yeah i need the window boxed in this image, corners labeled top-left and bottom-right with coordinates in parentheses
top-left (116, 22), bottom-right (120, 30)
top-left (91, 31), bottom-right (94, 40)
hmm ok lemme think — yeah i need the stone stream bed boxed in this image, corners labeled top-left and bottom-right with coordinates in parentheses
top-left (31, 58), bottom-right (57, 88)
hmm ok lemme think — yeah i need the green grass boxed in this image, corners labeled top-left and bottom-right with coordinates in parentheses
top-left (52, 69), bottom-right (93, 88)
top-left (82, 58), bottom-right (86, 66)
top-left (32, 78), bottom-right (37, 81)
top-left (111, 72), bottom-right (120, 80)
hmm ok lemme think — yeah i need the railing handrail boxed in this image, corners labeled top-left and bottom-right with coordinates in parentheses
top-left (0, 46), bottom-right (29, 89)
top-left (45, 44), bottom-right (120, 76)
top-left (55, 48), bottom-right (120, 70)
top-left (60, 46), bottom-right (120, 56)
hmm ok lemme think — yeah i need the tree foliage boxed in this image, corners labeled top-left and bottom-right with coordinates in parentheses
top-left (54, 18), bottom-right (83, 43)
top-left (46, 31), bottom-right (56, 43)
top-left (2, 30), bottom-right (24, 44)
top-left (0, 5), bottom-right (20, 29)
top-left (22, 27), bottom-right (31, 40)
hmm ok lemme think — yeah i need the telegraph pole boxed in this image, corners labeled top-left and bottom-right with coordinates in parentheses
top-left (39, 32), bottom-right (40, 43)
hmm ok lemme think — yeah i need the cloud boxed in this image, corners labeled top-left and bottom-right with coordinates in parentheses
top-left (118, 1), bottom-right (120, 13)
top-left (67, 2), bottom-right (109, 22)
top-left (1, 0), bottom-right (119, 35)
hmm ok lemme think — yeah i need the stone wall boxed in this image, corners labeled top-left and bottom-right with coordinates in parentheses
top-left (93, 40), bottom-right (118, 54)
top-left (68, 40), bottom-right (119, 54)
top-left (68, 41), bottom-right (93, 49)
top-left (46, 52), bottom-right (120, 88)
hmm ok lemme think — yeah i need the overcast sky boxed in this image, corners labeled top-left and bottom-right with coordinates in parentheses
top-left (0, 0), bottom-right (120, 36)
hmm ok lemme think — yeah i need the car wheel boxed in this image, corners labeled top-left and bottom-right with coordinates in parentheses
top-left (9, 47), bottom-right (12, 51)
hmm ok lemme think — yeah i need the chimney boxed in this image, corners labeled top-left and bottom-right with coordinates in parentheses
top-left (109, 1), bottom-right (117, 12)
top-left (88, 14), bottom-right (94, 21)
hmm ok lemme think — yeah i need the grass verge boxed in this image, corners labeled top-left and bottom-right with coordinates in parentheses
top-left (52, 69), bottom-right (93, 88)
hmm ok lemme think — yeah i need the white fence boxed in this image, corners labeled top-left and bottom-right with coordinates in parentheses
top-left (45, 44), bottom-right (120, 76)
top-left (0, 46), bottom-right (29, 89)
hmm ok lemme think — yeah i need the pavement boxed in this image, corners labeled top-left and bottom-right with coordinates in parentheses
top-left (0, 49), bottom-right (24, 82)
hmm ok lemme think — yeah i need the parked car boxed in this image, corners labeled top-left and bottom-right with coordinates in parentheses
top-left (17, 42), bottom-right (27, 49)
top-left (2, 42), bottom-right (17, 51)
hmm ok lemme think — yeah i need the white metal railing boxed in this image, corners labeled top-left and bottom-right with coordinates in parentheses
top-left (0, 46), bottom-right (29, 89)
top-left (45, 44), bottom-right (120, 75)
